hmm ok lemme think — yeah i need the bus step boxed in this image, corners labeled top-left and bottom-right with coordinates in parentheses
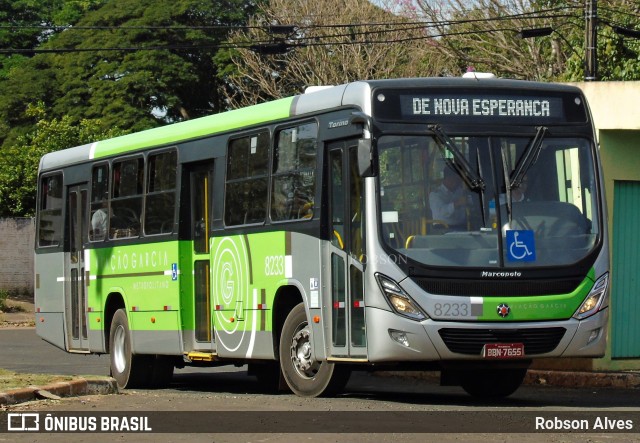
top-left (185, 351), bottom-right (218, 362)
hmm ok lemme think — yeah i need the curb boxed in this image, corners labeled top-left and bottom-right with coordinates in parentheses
top-left (525, 369), bottom-right (640, 389)
top-left (0, 377), bottom-right (118, 406)
top-left (381, 370), bottom-right (640, 390)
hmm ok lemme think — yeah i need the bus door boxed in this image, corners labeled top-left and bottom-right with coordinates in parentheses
top-left (189, 162), bottom-right (216, 352)
top-left (325, 141), bottom-right (367, 359)
top-left (65, 184), bottom-right (89, 351)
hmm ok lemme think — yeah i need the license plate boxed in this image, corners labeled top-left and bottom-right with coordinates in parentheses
top-left (482, 343), bottom-right (525, 359)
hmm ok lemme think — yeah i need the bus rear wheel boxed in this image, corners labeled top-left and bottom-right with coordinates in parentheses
top-left (109, 309), bottom-right (154, 389)
top-left (279, 303), bottom-right (350, 397)
top-left (459, 368), bottom-right (527, 399)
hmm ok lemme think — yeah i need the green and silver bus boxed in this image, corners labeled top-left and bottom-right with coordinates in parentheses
top-left (35, 76), bottom-right (609, 398)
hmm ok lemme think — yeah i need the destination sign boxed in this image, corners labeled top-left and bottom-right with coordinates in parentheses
top-left (411, 97), bottom-right (553, 118)
top-left (373, 89), bottom-right (588, 125)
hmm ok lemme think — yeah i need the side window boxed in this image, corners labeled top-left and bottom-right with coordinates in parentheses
top-left (89, 164), bottom-right (109, 241)
top-left (145, 150), bottom-right (177, 235)
top-left (271, 122), bottom-right (317, 221)
top-left (225, 131), bottom-right (269, 226)
top-left (38, 173), bottom-right (63, 247)
top-left (110, 157), bottom-right (143, 239)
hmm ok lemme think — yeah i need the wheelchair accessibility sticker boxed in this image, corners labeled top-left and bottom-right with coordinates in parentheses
top-left (506, 230), bottom-right (536, 262)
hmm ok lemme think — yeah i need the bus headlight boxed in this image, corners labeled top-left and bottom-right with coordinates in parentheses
top-left (375, 273), bottom-right (428, 321)
top-left (573, 273), bottom-right (609, 320)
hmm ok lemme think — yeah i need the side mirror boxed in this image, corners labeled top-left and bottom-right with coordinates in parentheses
top-left (350, 112), bottom-right (374, 177)
top-left (357, 139), bottom-right (374, 177)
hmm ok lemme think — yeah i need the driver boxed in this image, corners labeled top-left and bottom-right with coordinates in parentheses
top-left (429, 165), bottom-right (471, 230)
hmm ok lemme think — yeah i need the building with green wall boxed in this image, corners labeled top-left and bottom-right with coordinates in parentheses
top-left (568, 82), bottom-right (640, 371)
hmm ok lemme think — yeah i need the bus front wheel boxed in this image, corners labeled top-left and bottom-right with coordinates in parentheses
top-left (279, 303), bottom-right (350, 397)
top-left (109, 309), bottom-right (153, 389)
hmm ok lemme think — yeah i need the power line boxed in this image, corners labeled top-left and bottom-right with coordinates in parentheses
top-left (0, 6), bottom-right (580, 33)
top-left (0, 24), bottom-right (541, 55)
top-left (0, 8), bottom-right (583, 55)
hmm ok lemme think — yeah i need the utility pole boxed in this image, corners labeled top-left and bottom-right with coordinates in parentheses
top-left (585, 0), bottom-right (598, 81)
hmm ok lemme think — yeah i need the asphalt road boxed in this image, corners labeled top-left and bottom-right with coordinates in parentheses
top-left (1, 329), bottom-right (639, 443)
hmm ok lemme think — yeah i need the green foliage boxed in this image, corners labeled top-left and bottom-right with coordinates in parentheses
top-left (0, 1), bottom-right (106, 79)
top-left (407, 0), bottom-right (640, 82)
top-left (0, 289), bottom-right (7, 311)
top-left (0, 0), bottom-right (258, 147)
top-left (0, 0), bottom-right (259, 217)
top-left (0, 103), bottom-right (125, 216)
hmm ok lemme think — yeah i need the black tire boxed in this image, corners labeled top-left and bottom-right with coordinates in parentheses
top-left (109, 309), bottom-right (153, 389)
top-left (279, 303), bottom-right (350, 397)
top-left (459, 368), bottom-right (527, 399)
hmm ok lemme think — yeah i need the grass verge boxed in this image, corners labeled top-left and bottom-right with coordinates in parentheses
top-left (0, 368), bottom-right (77, 392)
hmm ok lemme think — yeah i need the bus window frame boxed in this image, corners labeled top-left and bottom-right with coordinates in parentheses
top-left (109, 153), bottom-right (145, 241)
top-left (88, 161), bottom-right (110, 243)
top-left (269, 119), bottom-right (319, 225)
top-left (223, 129), bottom-right (271, 228)
top-left (143, 147), bottom-right (179, 237)
top-left (37, 170), bottom-right (65, 249)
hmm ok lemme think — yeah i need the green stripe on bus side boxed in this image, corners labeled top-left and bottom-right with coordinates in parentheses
top-left (92, 97), bottom-right (295, 158)
top-left (88, 233), bottom-right (292, 333)
top-left (478, 268), bottom-right (596, 321)
top-left (209, 232), bottom-right (287, 334)
top-left (130, 310), bottom-right (179, 331)
top-left (87, 241), bottom-right (181, 332)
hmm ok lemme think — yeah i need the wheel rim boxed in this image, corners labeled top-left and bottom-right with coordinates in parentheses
top-left (112, 324), bottom-right (127, 374)
top-left (290, 322), bottom-right (320, 379)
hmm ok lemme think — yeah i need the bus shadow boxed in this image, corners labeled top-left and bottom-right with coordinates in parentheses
top-left (167, 370), bottom-right (639, 409)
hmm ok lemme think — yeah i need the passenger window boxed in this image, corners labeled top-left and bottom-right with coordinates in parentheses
top-left (145, 150), bottom-right (177, 235)
top-left (271, 122), bottom-right (317, 221)
top-left (225, 131), bottom-right (269, 226)
top-left (110, 157), bottom-right (143, 239)
top-left (38, 173), bottom-right (63, 247)
top-left (89, 164), bottom-right (109, 241)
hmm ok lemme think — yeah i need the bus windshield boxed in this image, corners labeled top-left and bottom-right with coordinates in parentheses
top-left (378, 133), bottom-right (600, 268)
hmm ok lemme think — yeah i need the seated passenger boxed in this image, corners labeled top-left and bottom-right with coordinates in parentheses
top-left (90, 202), bottom-right (109, 240)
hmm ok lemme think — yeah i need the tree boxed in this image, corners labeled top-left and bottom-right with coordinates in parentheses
top-left (0, 103), bottom-right (124, 216)
top-left (0, 0), bottom-right (259, 148)
top-left (0, 1), bottom-right (107, 78)
top-left (221, 0), bottom-right (457, 108)
top-left (395, 0), bottom-right (640, 82)
top-left (397, 0), bottom-right (574, 80)
top-left (0, 1), bottom-right (106, 146)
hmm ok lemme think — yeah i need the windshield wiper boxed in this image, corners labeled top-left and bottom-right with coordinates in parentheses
top-left (477, 148), bottom-right (487, 227)
top-left (429, 124), bottom-right (485, 191)
top-left (503, 126), bottom-right (547, 224)
top-left (510, 126), bottom-right (547, 188)
top-left (501, 147), bottom-right (513, 224)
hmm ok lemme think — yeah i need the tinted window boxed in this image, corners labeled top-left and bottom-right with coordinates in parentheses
top-left (38, 173), bottom-right (63, 247)
top-left (271, 122), bottom-right (317, 222)
top-left (145, 150), bottom-right (177, 235)
top-left (89, 164), bottom-right (109, 241)
top-left (111, 157), bottom-right (143, 239)
top-left (225, 131), bottom-right (269, 226)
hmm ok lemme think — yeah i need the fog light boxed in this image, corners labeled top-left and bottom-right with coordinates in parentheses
top-left (389, 329), bottom-right (410, 347)
top-left (588, 328), bottom-right (600, 344)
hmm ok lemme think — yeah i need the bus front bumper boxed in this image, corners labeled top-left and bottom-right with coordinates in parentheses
top-left (365, 306), bottom-right (608, 363)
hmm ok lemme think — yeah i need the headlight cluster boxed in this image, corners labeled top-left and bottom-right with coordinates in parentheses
top-left (573, 273), bottom-right (609, 320)
top-left (375, 273), bottom-right (428, 321)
